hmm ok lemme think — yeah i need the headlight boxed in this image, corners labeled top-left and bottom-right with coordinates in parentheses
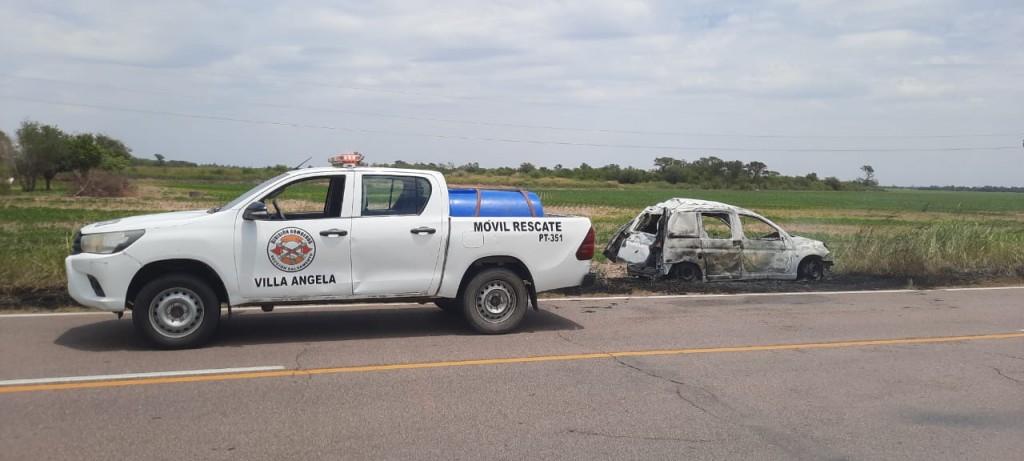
top-left (80, 230), bottom-right (145, 254)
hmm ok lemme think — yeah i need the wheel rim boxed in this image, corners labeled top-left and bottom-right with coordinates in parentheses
top-left (149, 287), bottom-right (205, 338)
top-left (803, 260), bottom-right (823, 280)
top-left (809, 261), bottom-right (823, 280)
top-left (474, 280), bottom-right (517, 324)
top-left (677, 265), bottom-right (697, 282)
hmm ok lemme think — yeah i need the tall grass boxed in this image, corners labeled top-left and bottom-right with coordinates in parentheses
top-left (538, 188), bottom-right (1024, 214)
top-left (838, 221), bottom-right (1024, 278)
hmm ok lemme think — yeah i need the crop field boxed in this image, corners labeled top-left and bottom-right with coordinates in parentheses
top-left (2, 178), bottom-right (1023, 307)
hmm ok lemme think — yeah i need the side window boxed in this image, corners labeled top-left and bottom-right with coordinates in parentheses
top-left (739, 215), bottom-right (781, 240)
top-left (263, 176), bottom-right (339, 220)
top-left (633, 212), bottom-right (661, 234)
top-left (700, 213), bottom-right (733, 239)
top-left (362, 175), bottom-right (432, 216)
top-left (667, 211), bottom-right (699, 238)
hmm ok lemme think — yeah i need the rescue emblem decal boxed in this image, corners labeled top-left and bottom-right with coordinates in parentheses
top-left (267, 227), bottom-right (316, 272)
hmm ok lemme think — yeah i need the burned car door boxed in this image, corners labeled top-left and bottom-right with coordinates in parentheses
top-left (738, 214), bottom-right (794, 279)
top-left (604, 209), bottom-right (669, 278)
top-left (699, 212), bottom-right (742, 280)
top-left (611, 211), bottom-right (666, 273)
top-left (602, 217), bottom-right (637, 263)
top-left (663, 211), bottom-right (702, 273)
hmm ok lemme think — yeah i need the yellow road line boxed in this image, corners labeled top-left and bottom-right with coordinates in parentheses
top-left (3, 332), bottom-right (1023, 394)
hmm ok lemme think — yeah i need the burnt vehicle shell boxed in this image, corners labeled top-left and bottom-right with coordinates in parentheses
top-left (604, 198), bottom-right (833, 282)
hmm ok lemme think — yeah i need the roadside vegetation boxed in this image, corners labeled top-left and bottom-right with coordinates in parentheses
top-left (3, 176), bottom-right (1022, 308)
top-left (1, 121), bottom-right (1022, 308)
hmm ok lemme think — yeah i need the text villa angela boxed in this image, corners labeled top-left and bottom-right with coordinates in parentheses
top-left (255, 274), bottom-right (337, 288)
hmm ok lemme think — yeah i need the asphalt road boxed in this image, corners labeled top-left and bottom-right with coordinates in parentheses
top-left (1, 287), bottom-right (1023, 460)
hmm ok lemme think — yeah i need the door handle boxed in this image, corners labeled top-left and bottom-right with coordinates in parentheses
top-left (410, 227), bottom-right (437, 235)
top-left (320, 229), bottom-right (349, 237)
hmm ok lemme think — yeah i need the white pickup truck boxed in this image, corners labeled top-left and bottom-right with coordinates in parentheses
top-left (66, 154), bottom-right (596, 348)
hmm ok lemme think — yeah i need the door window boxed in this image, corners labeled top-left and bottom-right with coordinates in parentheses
top-left (632, 212), bottom-right (661, 234)
top-left (739, 215), bottom-right (781, 240)
top-left (263, 176), bottom-right (343, 220)
top-left (362, 175), bottom-right (432, 216)
top-left (700, 213), bottom-right (733, 239)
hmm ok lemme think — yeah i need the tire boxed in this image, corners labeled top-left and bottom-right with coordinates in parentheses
top-left (133, 274), bottom-right (221, 349)
top-left (462, 268), bottom-right (527, 334)
top-left (798, 258), bottom-right (825, 281)
top-left (670, 262), bottom-right (702, 283)
top-left (434, 299), bottom-right (461, 315)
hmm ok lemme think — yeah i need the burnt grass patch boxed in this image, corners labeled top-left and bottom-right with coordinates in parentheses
top-left (558, 270), bottom-right (1024, 297)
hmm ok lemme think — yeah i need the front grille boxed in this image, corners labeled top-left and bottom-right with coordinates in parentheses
top-left (71, 231), bottom-right (82, 254)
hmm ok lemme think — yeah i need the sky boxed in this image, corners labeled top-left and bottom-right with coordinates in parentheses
top-left (1, 0), bottom-right (1022, 187)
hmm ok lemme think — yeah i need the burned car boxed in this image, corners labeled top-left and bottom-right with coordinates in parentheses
top-left (604, 198), bottom-right (832, 282)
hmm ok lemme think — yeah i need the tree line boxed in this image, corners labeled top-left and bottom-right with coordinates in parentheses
top-left (14, 119), bottom-right (1019, 193)
top-left (0, 121), bottom-right (132, 193)
top-left (380, 157), bottom-right (882, 191)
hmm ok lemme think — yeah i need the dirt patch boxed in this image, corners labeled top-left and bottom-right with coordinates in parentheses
top-left (554, 262), bottom-right (1024, 297)
top-left (557, 273), bottom-right (1022, 298)
top-left (0, 289), bottom-right (76, 310)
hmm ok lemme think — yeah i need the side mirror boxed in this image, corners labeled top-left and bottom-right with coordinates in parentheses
top-left (243, 202), bottom-right (270, 221)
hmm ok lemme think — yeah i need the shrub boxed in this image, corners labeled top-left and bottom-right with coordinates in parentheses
top-left (68, 171), bottom-right (135, 197)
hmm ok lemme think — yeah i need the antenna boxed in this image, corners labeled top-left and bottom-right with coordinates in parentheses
top-left (291, 157), bottom-right (313, 170)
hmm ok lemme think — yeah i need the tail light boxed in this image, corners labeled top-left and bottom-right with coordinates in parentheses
top-left (576, 226), bottom-right (595, 260)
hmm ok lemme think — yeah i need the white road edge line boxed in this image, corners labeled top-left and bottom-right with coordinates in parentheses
top-left (0, 366), bottom-right (286, 387)
top-left (3, 286), bottom-right (1022, 318)
top-left (942, 286), bottom-right (1024, 292)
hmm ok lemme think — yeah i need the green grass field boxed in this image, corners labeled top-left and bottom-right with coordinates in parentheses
top-left (2, 177), bottom-right (1022, 306)
top-left (537, 188), bottom-right (1024, 214)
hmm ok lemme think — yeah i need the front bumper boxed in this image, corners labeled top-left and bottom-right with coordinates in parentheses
top-left (65, 252), bottom-right (142, 312)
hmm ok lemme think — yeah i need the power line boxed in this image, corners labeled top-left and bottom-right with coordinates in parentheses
top-left (2, 95), bottom-right (1019, 153)
top-left (3, 74), bottom-right (1016, 141)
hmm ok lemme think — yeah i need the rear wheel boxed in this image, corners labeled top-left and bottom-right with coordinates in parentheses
top-left (798, 258), bottom-right (825, 281)
top-left (670, 262), bottom-right (702, 283)
top-left (133, 274), bottom-right (221, 349)
top-left (463, 268), bottom-right (527, 334)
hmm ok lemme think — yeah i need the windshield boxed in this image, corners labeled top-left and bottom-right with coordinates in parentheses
top-left (209, 172), bottom-right (290, 213)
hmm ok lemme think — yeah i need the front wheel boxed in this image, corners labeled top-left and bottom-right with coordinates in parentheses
top-left (798, 258), bottom-right (825, 281)
top-left (133, 274), bottom-right (221, 349)
top-left (462, 268), bottom-right (527, 334)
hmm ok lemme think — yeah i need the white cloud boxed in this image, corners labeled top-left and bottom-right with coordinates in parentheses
top-left (838, 29), bottom-right (942, 49)
top-left (890, 77), bottom-right (955, 97)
